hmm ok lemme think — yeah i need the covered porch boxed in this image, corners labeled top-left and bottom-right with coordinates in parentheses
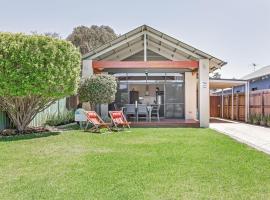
top-left (93, 60), bottom-right (198, 124)
top-left (82, 25), bottom-right (227, 127)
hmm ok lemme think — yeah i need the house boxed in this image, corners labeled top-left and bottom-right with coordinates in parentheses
top-left (210, 66), bottom-right (270, 121)
top-left (215, 65), bottom-right (270, 95)
top-left (235, 65), bottom-right (270, 93)
top-left (81, 25), bottom-right (242, 128)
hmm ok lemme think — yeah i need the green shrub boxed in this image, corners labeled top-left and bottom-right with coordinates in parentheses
top-left (78, 74), bottom-right (117, 108)
top-left (252, 114), bottom-right (260, 125)
top-left (267, 115), bottom-right (270, 127)
top-left (46, 111), bottom-right (75, 126)
top-left (0, 33), bottom-right (81, 132)
top-left (260, 115), bottom-right (267, 126)
top-left (247, 115), bottom-right (253, 124)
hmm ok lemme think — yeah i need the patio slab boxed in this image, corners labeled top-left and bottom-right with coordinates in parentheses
top-left (210, 118), bottom-right (270, 155)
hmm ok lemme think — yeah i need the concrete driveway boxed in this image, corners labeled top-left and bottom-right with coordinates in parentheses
top-left (210, 118), bottom-right (270, 155)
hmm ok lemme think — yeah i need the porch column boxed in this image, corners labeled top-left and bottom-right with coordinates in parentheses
top-left (231, 87), bottom-right (234, 120)
top-left (199, 59), bottom-right (210, 128)
top-left (82, 59), bottom-right (93, 79)
top-left (247, 82), bottom-right (250, 120)
top-left (185, 72), bottom-right (197, 120)
top-left (245, 82), bottom-right (249, 122)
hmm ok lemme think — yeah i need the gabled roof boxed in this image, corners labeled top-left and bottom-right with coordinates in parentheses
top-left (83, 25), bottom-right (226, 71)
top-left (242, 65), bottom-right (270, 80)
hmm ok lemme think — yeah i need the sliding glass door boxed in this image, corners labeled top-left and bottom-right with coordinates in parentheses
top-left (113, 72), bottom-right (185, 119)
top-left (165, 82), bottom-right (185, 118)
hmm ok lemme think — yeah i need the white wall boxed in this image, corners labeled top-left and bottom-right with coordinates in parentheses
top-left (82, 59), bottom-right (93, 110)
top-left (185, 72), bottom-right (197, 120)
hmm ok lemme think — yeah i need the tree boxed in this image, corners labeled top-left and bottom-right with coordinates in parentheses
top-left (0, 33), bottom-right (81, 132)
top-left (78, 74), bottom-right (117, 108)
top-left (66, 25), bottom-right (118, 54)
top-left (31, 31), bottom-right (61, 39)
top-left (44, 32), bottom-right (61, 39)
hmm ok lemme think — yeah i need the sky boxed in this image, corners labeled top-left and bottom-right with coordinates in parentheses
top-left (1, 0), bottom-right (270, 78)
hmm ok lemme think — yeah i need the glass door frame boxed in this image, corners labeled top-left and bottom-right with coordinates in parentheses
top-left (113, 72), bottom-right (185, 119)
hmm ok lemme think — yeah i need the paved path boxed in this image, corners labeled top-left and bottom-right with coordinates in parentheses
top-left (210, 118), bottom-right (270, 155)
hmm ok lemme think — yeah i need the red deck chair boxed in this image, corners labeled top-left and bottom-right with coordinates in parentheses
top-left (85, 111), bottom-right (110, 132)
top-left (109, 111), bottom-right (130, 130)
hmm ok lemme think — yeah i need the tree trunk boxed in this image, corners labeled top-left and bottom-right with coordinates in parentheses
top-left (0, 96), bottom-right (55, 133)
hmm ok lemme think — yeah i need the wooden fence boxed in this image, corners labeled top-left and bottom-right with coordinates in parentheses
top-left (249, 90), bottom-right (270, 115)
top-left (210, 89), bottom-right (270, 121)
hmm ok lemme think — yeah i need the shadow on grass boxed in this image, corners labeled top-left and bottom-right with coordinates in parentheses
top-left (59, 124), bottom-right (81, 131)
top-left (0, 132), bottom-right (61, 142)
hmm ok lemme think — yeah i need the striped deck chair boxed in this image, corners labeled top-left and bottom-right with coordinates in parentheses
top-left (85, 111), bottom-right (110, 133)
top-left (109, 111), bottom-right (130, 131)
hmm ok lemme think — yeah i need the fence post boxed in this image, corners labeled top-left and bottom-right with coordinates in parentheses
top-left (236, 94), bottom-right (239, 121)
top-left (262, 91), bottom-right (264, 116)
top-left (227, 96), bottom-right (229, 119)
top-left (231, 88), bottom-right (234, 120)
top-left (221, 89), bottom-right (224, 118)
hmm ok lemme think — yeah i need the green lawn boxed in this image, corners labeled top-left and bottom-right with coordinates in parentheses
top-left (1, 128), bottom-right (270, 200)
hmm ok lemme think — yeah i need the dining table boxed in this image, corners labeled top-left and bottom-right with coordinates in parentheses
top-left (122, 104), bottom-right (154, 122)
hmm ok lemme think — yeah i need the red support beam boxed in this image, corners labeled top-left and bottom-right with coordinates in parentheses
top-left (92, 60), bottom-right (198, 71)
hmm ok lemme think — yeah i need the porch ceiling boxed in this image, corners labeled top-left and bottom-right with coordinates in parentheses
top-left (209, 78), bottom-right (247, 89)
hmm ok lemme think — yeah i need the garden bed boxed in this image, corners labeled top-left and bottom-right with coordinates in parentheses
top-left (0, 127), bottom-right (50, 136)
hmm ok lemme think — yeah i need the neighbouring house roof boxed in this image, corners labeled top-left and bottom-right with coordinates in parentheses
top-left (242, 65), bottom-right (270, 80)
top-left (83, 25), bottom-right (226, 72)
top-left (210, 78), bottom-right (247, 89)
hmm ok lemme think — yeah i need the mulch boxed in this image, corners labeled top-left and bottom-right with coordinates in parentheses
top-left (0, 127), bottom-right (50, 136)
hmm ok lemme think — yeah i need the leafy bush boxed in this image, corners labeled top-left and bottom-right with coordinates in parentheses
top-left (0, 33), bottom-right (81, 132)
top-left (46, 111), bottom-right (75, 126)
top-left (252, 114), bottom-right (261, 125)
top-left (260, 115), bottom-right (267, 126)
top-left (267, 115), bottom-right (270, 127)
top-left (247, 115), bottom-right (253, 124)
top-left (78, 74), bottom-right (117, 108)
top-left (248, 114), bottom-right (270, 127)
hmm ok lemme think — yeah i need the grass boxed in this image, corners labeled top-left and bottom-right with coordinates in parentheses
top-left (0, 128), bottom-right (270, 200)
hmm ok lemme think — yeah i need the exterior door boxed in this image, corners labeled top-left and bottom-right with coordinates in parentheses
top-left (165, 82), bottom-right (185, 118)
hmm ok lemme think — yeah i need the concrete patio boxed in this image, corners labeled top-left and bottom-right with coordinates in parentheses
top-left (210, 118), bottom-right (270, 155)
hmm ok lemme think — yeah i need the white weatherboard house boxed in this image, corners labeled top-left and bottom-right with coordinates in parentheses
top-left (81, 25), bottom-right (241, 128)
